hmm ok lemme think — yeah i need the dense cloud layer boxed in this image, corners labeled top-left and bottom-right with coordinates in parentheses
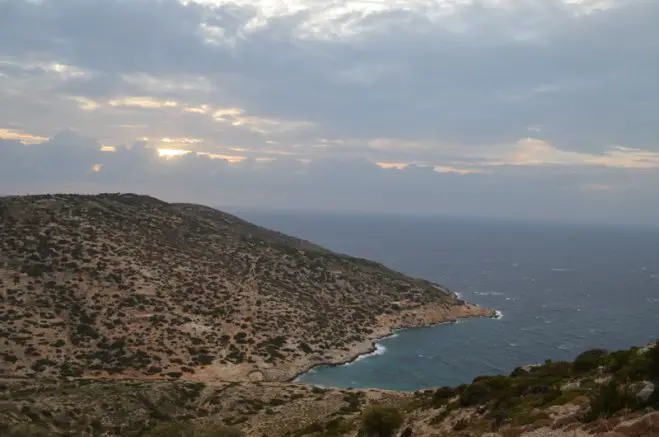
top-left (2, 134), bottom-right (658, 226)
top-left (0, 0), bottom-right (657, 225)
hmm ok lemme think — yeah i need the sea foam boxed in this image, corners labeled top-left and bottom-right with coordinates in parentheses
top-left (344, 344), bottom-right (387, 366)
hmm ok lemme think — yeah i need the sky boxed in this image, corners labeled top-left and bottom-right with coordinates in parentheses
top-left (0, 0), bottom-right (658, 226)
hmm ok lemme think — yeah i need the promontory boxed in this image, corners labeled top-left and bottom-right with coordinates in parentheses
top-left (0, 193), bottom-right (492, 383)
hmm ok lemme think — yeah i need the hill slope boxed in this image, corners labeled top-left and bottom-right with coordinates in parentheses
top-left (0, 193), bottom-right (490, 382)
top-left (1, 342), bottom-right (657, 437)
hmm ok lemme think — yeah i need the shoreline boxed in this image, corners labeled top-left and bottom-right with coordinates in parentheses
top-left (290, 322), bottom-right (449, 383)
top-left (288, 302), bottom-right (497, 384)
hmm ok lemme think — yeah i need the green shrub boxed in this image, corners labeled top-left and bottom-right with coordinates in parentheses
top-left (647, 342), bottom-right (659, 381)
top-left (612, 348), bottom-right (652, 382)
top-left (146, 422), bottom-right (242, 437)
top-left (586, 381), bottom-right (637, 421)
top-left (488, 409), bottom-right (509, 430)
top-left (292, 422), bottom-right (323, 437)
top-left (455, 384), bottom-right (469, 395)
top-left (460, 382), bottom-right (491, 407)
top-left (322, 417), bottom-right (353, 437)
top-left (432, 386), bottom-right (457, 406)
top-left (510, 367), bottom-right (528, 377)
top-left (4, 424), bottom-right (53, 437)
top-left (360, 405), bottom-right (404, 437)
top-left (195, 424), bottom-right (243, 437)
top-left (547, 389), bottom-right (587, 406)
top-left (146, 422), bottom-right (191, 437)
top-left (531, 361), bottom-right (572, 379)
top-left (460, 376), bottom-right (513, 407)
top-left (572, 349), bottom-right (609, 374)
top-left (608, 349), bottom-right (636, 374)
top-left (453, 418), bottom-right (469, 431)
top-left (310, 386), bottom-right (326, 395)
top-left (540, 388), bottom-right (563, 405)
top-left (325, 417), bottom-right (349, 434)
top-left (510, 408), bottom-right (550, 427)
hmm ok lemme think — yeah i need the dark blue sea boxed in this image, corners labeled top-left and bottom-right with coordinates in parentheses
top-left (233, 211), bottom-right (659, 391)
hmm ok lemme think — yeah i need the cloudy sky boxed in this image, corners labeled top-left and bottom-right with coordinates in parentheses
top-left (1, 0), bottom-right (658, 225)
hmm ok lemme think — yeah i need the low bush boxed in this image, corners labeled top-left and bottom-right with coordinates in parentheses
top-left (3, 424), bottom-right (53, 437)
top-left (573, 349), bottom-right (609, 374)
top-left (648, 342), bottom-right (659, 381)
top-left (360, 405), bottom-right (404, 437)
top-left (607, 349), bottom-right (636, 374)
top-left (609, 345), bottom-right (657, 382)
top-left (460, 376), bottom-right (514, 407)
top-left (292, 422), bottom-right (323, 437)
top-left (432, 386), bottom-right (457, 406)
top-left (453, 418), bottom-right (469, 431)
top-left (586, 381), bottom-right (637, 421)
top-left (145, 422), bottom-right (243, 437)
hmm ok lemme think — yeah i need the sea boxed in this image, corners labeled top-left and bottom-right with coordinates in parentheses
top-left (233, 211), bottom-right (659, 391)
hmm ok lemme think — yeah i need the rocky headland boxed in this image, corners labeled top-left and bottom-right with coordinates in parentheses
top-left (2, 193), bottom-right (656, 437)
top-left (0, 193), bottom-right (492, 384)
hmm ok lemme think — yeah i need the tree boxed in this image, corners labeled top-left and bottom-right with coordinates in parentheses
top-left (572, 349), bottom-right (609, 374)
top-left (647, 341), bottom-right (659, 381)
top-left (587, 381), bottom-right (637, 421)
top-left (360, 405), bottom-right (404, 437)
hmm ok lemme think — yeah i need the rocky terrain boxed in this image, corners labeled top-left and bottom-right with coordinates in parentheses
top-left (1, 342), bottom-right (657, 437)
top-left (4, 193), bottom-right (656, 437)
top-left (0, 193), bottom-right (490, 383)
top-left (0, 377), bottom-right (408, 437)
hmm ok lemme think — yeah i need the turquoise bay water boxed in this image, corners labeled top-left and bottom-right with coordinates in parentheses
top-left (234, 212), bottom-right (659, 391)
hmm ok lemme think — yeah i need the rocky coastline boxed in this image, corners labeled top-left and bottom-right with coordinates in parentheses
top-left (287, 301), bottom-right (496, 384)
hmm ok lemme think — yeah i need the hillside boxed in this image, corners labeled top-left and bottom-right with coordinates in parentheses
top-left (0, 193), bottom-right (657, 437)
top-left (1, 343), bottom-right (657, 437)
top-left (0, 193), bottom-right (490, 383)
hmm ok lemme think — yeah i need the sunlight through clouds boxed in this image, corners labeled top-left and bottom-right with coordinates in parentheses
top-left (109, 97), bottom-right (179, 109)
top-left (0, 128), bottom-right (48, 144)
top-left (198, 152), bottom-right (247, 163)
top-left (69, 96), bottom-right (101, 111)
top-left (184, 104), bottom-right (213, 115)
top-left (121, 73), bottom-right (214, 93)
top-left (185, 0), bottom-right (624, 40)
top-left (0, 58), bottom-right (90, 80)
top-left (212, 108), bottom-right (245, 121)
top-left (504, 139), bottom-right (659, 169)
top-left (0, 0), bottom-right (657, 224)
top-left (157, 148), bottom-right (193, 158)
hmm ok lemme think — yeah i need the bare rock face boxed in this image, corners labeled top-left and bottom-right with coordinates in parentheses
top-left (551, 414), bottom-right (580, 429)
top-left (0, 193), bottom-right (487, 382)
top-left (613, 412), bottom-right (659, 437)
top-left (634, 381), bottom-right (655, 402)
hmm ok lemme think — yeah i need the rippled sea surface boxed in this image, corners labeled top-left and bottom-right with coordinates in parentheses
top-left (234, 212), bottom-right (659, 391)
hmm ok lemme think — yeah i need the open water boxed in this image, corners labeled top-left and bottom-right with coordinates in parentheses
top-left (234, 212), bottom-right (659, 390)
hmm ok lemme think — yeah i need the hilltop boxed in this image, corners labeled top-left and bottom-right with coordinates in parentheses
top-left (0, 193), bottom-right (490, 383)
